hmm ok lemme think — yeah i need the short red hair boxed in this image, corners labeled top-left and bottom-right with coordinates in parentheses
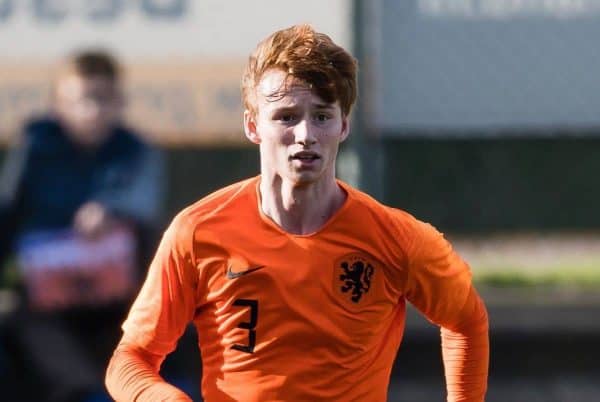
top-left (242, 24), bottom-right (358, 117)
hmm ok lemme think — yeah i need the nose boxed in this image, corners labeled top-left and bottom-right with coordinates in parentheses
top-left (81, 100), bottom-right (102, 121)
top-left (294, 119), bottom-right (317, 146)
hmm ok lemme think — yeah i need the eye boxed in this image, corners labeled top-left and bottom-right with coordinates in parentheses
top-left (275, 113), bottom-right (296, 123)
top-left (315, 113), bottom-right (330, 122)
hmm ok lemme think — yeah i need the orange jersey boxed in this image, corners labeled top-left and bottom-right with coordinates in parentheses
top-left (108, 176), bottom-right (488, 401)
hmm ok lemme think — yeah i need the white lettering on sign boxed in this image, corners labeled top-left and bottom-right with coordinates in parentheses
top-left (0, 0), bottom-right (352, 143)
top-left (418, 0), bottom-right (598, 19)
top-left (0, 0), bottom-right (351, 60)
top-left (0, 0), bottom-right (187, 23)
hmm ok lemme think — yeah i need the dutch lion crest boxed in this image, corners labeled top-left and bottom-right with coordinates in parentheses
top-left (338, 257), bottom-right (375, 303)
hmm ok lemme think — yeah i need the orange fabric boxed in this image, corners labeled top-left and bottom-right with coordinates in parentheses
top-left (106, 176), bottom-right (488, 402)
top-left (106, 343), bottom-right (192, 401)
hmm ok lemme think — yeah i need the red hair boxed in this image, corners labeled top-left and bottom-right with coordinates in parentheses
top-left (242, 24), bottom-right (358, 117)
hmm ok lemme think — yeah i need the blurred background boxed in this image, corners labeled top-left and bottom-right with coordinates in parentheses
top-left (1, 0), bottom-right (600, 401)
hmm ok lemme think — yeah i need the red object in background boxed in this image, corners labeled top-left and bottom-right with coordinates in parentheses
top-left (16, 225), bottom-right (137, 311)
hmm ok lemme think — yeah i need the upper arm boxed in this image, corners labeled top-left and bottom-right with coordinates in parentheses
top-left (121, 214), bottom-right (198, 356)
top-left (402, 220), bottom-right (474, 329)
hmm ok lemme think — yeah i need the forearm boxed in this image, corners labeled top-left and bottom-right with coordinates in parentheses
top-left (105, 342), bottom-right (192, 402)
top-left (441, 289), bottom-right (489, 402)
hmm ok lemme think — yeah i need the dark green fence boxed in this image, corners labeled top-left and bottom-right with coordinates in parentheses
top-left (381, 136), bottom-right (600, 232)
top-left (3, 136), bottom-right (599, 232)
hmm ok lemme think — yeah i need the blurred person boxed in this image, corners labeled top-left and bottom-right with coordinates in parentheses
top-left (0, 50), bottom-right (165, 401)
top-left (106, 25), bottom-right (489, 402)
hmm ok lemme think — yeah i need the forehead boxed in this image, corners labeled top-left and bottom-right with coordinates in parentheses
top-left (255, 69), bottom-right (335, 111)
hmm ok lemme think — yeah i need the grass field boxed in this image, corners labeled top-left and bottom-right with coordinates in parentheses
top-left (473, 264), bottom-right (600, 288)
top-left (451, 232), bottom-right (600, 291)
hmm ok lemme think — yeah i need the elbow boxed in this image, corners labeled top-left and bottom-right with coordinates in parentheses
top-left (444, 289), bottom-right (489, 335)
top-left (103, 343), bottom-right (140, 401)
top-left (103, 341), bottom-right (168, 402)
top-left (471, 292), bottom-right (489, 334)
top-left (104, 349), bottom-right (121, 400)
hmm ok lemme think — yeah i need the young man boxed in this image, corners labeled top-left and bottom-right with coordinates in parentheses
top-left (106, 25), bottom-right (489, 401)
top-left (0, 50), bottom-right (164, 401)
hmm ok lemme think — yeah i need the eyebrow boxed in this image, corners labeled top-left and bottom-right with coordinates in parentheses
top-left (313, 103), bottom-right (335, 110)
top-left (270, 103), bottom-right (336, 112)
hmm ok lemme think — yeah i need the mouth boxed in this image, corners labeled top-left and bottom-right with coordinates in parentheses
top-left (290, 151), bottom-right (321, 161)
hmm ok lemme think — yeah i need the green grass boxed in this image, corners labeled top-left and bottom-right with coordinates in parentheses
top-left (473, 263), bottom-right (600, 289)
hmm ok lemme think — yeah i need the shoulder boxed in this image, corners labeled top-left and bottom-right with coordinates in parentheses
top-left (104, 126), bottom-right (150, 156)
top-left (171, 177), bottom-right (258, 231)
top-left (162, 178), bottom-right (257, 254)
top-left (22, 116), bottom-right (64, 149)
top-left (115, 125), bottom-right (146, 146)
top-left (340, 180), bottom-right (442, 254)
top-left (341, 181), bottom-right (422, 234)
top-left (23, 116), bottom-right (59, 135)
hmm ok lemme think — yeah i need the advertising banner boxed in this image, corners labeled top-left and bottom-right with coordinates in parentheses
top-left (0, 0), bottom-right (351, 145)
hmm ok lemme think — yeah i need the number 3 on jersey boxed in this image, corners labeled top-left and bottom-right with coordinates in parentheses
top-left (231, 299), bottom-right (258, 353)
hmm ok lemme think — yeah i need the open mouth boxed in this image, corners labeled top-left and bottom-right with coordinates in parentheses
top-left (291, 152), bottom-right (320, 161)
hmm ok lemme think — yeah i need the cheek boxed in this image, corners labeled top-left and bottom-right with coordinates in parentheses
top-left (260, 135), bottom-right (289, 158)
top-left (281, 131), bottom-right (296, 145)
top-left (322, 124), bottom-right (344, 142)
top-left (322, 119), bottom-right (343, 135)
top-left (262, 126), bottom-right (294, 145)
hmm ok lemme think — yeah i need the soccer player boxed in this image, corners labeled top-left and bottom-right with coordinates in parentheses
top-left (105, 24), bottom-right (489, 401)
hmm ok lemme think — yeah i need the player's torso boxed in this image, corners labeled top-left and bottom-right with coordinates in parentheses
top-left (191, 186), bottom-right (409, 401)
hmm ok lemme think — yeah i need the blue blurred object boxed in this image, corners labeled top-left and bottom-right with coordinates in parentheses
top-left (81, 376), bottom-right (201, 402)
top-left (166, 375), bottom-right (202, 402)
top-left (83, 390), bottom-right (112, 402)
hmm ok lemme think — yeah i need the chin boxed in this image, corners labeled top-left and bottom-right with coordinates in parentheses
top-left (287, 171), bottom-right (321, 186)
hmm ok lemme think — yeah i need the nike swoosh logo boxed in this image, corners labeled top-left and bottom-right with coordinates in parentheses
top-left (226, 265), bottom-right (265, 279)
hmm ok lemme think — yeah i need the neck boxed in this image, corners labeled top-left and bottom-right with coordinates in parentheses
top-left (259, 174), bottom-right (346, 235)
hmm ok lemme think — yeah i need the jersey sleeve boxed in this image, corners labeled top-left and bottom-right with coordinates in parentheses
top-left (121, 213), bottom-right (198, 354)
top-left (402, 219), bottom-right (489, 402)
top-left (403, 220), bottom-right (472, 324)
top-left (106, 341), bottom-right (193, 402)
top-left (105, 213), bottom-right (199, 401)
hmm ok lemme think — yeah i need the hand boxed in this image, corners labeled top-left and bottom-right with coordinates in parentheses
top-left (73, 201), bottom-right (114, 238)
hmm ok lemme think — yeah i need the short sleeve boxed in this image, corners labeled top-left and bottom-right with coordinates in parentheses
top-left (121, 213), bottom-right (198, 355)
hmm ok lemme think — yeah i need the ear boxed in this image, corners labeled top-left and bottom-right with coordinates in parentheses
top-left (339, 115), bottom-right (350, 143)
top-left (244, 110), bottom-right (261, 144)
